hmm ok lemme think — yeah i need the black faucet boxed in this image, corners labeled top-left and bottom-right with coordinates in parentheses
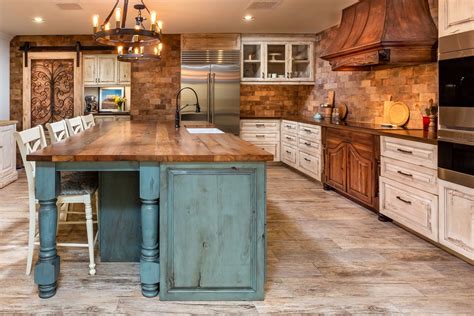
top-left (175, 87), bottom-right (201, 128)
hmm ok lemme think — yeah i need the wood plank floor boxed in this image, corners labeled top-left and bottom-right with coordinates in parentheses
top-left (1, 165), bottom-right (473, 314)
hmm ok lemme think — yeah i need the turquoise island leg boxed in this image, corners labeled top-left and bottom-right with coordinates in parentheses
top-left (139, 162), bottom-right (161, 297)
top-left (34, 162), bottom-right (60, 299)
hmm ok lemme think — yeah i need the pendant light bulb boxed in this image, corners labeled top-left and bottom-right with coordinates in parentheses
top-left (92, 15), bottom-right (99, 32)
top-left (115, 7), bottom-right (121, 27)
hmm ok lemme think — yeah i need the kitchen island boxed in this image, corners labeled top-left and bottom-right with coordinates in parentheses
top-left (27, 121), bottom-right (272, 300)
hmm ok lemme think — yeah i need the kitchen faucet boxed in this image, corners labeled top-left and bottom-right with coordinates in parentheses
top-left (175, 87), bottom-right (201, 128)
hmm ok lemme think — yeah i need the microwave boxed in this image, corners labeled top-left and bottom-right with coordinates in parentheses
top-left (438, 31), bottom-right (474, 136)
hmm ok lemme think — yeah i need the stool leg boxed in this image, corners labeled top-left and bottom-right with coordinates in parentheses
top-left (84, 196), bottom-right (96, 276)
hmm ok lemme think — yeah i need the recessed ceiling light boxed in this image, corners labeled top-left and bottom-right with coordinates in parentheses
top-left (243, 15), bottom-right (255, 22)
top-left (33, 17), bottom-right (45, 23)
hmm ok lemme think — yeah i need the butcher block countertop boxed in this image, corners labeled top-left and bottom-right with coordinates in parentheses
top-left (27, 121), bottom-right (274, 162)
top-left (0, 120), bottom-right (18, 127)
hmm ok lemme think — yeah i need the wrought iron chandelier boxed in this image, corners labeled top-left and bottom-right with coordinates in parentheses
top-left (92, 0), bottom-right (163, 62)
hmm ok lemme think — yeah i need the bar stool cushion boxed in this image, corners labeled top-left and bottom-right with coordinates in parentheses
top-left (60, 172), bottom-right (98, 195)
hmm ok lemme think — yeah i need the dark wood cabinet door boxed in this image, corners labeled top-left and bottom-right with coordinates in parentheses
top-left (325, 141), bottom-right (347, 191)
top-left (346, 143), bottom-right (373, 205)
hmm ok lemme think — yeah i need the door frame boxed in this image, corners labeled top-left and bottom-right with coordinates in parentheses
top-left (22, 52), bottom-right (83, 129)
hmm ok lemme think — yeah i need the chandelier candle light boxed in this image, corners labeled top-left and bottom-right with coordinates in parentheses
top-left (92, 0), bottom-right (163, 62)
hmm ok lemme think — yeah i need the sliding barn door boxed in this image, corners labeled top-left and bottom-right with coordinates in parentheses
top-left (30, 59), bottom-right (75, 127)
top-left (23, 52), bottom-right (82, 129)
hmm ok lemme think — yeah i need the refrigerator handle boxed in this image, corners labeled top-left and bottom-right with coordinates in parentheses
top-left (207, 72), bottom-right (211, 123)
top-left (211, 73), bottom-right (216, 123)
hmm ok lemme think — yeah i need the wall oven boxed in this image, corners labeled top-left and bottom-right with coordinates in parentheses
top-left (438, 30), bottom-right (474, 136)
top-left (438, 30), bottom-right (474, 188)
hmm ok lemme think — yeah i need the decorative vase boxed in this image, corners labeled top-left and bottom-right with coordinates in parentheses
top-left (117, 102), bottom-right (123, 111)
top-left (422, 116), bottom-right (430, 131)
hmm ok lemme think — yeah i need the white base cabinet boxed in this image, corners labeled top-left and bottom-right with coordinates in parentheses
top-left (380, 176), bottom-right (438, 241)
top-left (380, 137), bottom-right (439, 242)
top-left (281, 120), bottom-right (322, 181)
top-left (0, 122), bottom-right (18, 188)
top-left (439, 180), bottom-right (474, 260)
top-left (240, 120), bottom-right (281, 162)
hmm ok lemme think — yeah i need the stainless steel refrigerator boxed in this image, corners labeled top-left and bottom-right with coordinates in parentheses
top-left (180, 50), bottom-right (240, 135)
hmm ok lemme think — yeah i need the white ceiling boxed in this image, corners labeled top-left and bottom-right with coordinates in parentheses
top-left (0, 0), bottom-right (356, 36)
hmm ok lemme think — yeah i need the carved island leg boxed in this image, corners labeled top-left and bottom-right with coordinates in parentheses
top-left (139, 163), bottom-right (160, 298)
top-left (34, 162), bottom-right (60, 299)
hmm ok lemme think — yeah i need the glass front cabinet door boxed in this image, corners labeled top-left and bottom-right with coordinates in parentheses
top-left (265, 43), bottom-right (287, 81)
top-left (242, 43), bottom-right (265, 81)
top-left (288, 43), bottom-right (313, 81)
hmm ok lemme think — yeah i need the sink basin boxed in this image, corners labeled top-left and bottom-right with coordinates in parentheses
top-left (186, 128), bottom-right (224, 134)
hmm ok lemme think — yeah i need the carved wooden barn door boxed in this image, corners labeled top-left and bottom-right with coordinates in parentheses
top-left (30, 59), bottom-right (75, 127)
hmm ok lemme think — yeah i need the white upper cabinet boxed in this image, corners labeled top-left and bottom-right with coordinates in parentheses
top-left (97, 55), bottom-right (117, 84)
top-left (83, 55), bottom-right (98, 85)
top-left (118, 61), bottom-right (132, 84)
top-left (439, 0), bottom-right (474, 37)
top-left (241, 36), bottom-right (315, 84)
top-left (83, 54), bottom-right (131, 86)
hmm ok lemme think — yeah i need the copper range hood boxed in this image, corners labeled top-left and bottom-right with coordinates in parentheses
top-left (320, 0), bottom-right (438, 71)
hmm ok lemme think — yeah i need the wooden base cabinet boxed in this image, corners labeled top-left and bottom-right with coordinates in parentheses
top-left (439, 180), bottom-right (474, 261)
top-left (323, 128), bottom-right (379, 210)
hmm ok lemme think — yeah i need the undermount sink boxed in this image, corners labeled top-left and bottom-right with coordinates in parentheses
top-left (186, 128), bottom-right (224, 134)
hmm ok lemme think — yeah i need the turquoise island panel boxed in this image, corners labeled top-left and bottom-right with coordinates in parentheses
top-left (159, 162), bottom-right (266, 301)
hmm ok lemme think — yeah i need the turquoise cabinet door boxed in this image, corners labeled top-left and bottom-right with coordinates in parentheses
top-left (160, 163), bottom-right (266, 301)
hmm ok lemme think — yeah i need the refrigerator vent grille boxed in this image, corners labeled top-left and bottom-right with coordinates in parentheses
top-left (182, 50), bottom-right (240, 64)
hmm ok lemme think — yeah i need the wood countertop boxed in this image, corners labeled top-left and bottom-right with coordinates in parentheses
top-left (27, 121), bottom-right (274, 162)
top-left (0, 120), bottom-right (18, 127)
top-left (242, 116), bottom-right (437, 145)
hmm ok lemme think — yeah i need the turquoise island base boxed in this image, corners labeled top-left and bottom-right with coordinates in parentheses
top-left (28, 121), bottom-right (272, 300)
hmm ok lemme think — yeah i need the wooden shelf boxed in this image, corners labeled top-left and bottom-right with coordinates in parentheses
top-left (292, 60), bottom-right (310, 63)
top-left (268, 60), bottom-right (286, 63)
top-left (244, 60), bottom-right (261, 63)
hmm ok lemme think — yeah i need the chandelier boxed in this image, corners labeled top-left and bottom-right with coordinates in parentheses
top-left (92, 0), bottom-right (163, 62)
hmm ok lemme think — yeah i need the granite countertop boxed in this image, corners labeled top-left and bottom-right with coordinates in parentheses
top-left (0, 120), bottom-right (18, 127)
top-left (241, 116), bottom-right (437, 145)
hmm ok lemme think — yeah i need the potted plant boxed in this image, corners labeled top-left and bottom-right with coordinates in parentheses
top-left (114, 96), bottom-right (126, 111)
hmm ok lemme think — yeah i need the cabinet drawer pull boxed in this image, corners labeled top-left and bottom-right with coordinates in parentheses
top-left (285, 124), bottom-right (294, 128)
top-left (396, 196), bottom-right (412, 205)
top-left (304, 142), bottom-right (311, 146)
top-left (255, 134), bottom-right (265, 138)
top-left (397, 148), bottom-right (413, 154)
top-left (304, 157), bottom-right (311, 162)
top-left (286, 136), bottom-right (292, 140)
top-left (397, 170), bottom-right (413, 177)
top-left (303, 128), bottom-right (311, 132)
top-left (255, 123), bottom-right (265, 127)
top-left (286, 150), bottom-right (292, 154)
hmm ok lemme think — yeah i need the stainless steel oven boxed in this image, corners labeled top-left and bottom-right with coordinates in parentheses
top-left (438, 140), bottom-right (474, 188)
top-left (438, 30), bottom-right (474, 137)
top-left (438, 31), bottom-right (474, 187)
